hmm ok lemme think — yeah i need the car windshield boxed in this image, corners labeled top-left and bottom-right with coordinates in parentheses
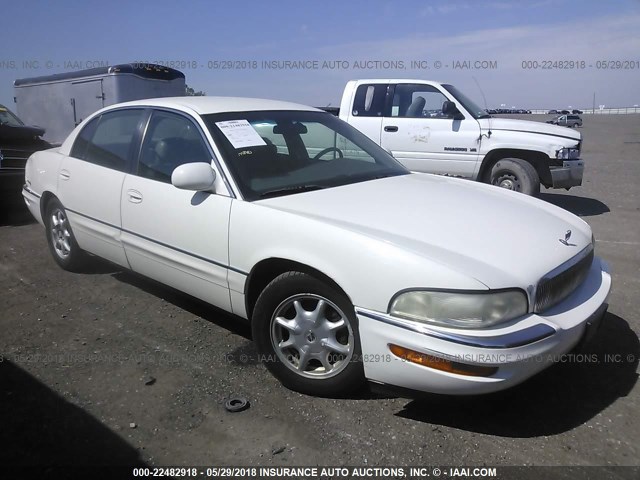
top-left (204, 110), bottom-right (409, 200)
top-left (442, 85), bottom-right (490, 119)
top-left (0, 105), bottom-right (25, 127)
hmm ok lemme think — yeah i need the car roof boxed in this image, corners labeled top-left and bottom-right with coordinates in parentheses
top-left (108, 96), bottom-right (321, 115)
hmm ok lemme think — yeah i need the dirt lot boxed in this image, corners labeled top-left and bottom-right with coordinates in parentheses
top-left (1, 115), bottom-right (639, 473)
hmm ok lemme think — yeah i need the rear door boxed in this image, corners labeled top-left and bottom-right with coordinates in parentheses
top-left (380, 83), bottom-right (480, 178)
top-left (57, 108), bottom-right (145, 267)
top-left (71, 79), bottom-right (105, 127)
top-left (120, 109), bottom-right (233, 310)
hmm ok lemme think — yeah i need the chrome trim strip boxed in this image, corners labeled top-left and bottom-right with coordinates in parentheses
top-left (355, 308), bottom-right (556, 349)
top-left (490, 128), bottom-right (581, 142)
top-left (22, 185), bottom-right (41, 198)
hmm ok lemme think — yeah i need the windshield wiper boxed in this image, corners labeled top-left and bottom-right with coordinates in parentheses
top-left (259, 184), bottom-right (326, 199)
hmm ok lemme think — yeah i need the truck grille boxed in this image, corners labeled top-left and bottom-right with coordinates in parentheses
top-left (534, 247), bottom-right (594, 312)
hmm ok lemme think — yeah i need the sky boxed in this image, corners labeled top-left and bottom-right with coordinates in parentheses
top-left (1, 0), bottom-right (640, 111)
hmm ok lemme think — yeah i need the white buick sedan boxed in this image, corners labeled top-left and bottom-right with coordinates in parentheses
top-left (22, 97), bottom-right (611, 397)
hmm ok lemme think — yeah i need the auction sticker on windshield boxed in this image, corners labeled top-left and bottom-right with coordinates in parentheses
top-left (215, 119), bottom-right (266, 148)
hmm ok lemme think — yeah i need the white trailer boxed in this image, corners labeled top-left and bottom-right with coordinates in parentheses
top-left (14, 63), bottom-right (185, 145)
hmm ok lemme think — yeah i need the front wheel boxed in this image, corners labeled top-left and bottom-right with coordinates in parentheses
top-left (489, 158), bottom-right (540, 196)
top-left (252, 271), bottom-right (365, 397)
top-left (45, 198), bottom-right (86, 271)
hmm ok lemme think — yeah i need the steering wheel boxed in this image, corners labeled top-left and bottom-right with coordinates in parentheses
top-left (313, 147), bottom-right (344, 160)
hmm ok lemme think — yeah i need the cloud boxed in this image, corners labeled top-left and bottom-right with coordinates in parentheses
top-left (314, 13), bottom-right (640, 63)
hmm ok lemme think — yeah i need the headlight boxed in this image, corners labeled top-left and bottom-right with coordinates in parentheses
top-left (389, 290), bottom-right (528, 329)
top-left (556, 147), bottom-right (580, 160)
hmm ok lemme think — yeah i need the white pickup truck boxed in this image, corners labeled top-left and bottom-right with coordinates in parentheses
top-left (328, 79), bottom-right (584, 195)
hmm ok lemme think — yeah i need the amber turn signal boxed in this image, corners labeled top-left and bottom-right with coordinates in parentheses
top-left (388, 344), bottom-right (498, 377)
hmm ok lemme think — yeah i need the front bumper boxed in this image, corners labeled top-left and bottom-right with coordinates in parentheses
top-left (550, 160), bottom-right (584, 189)
top-left (356, 257), bottom-right (611, 395)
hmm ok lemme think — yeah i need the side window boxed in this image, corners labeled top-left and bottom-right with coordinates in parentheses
top-left (390, 84), bottom-right (453, 119)
top-left (352, 84), bottom-right (387, 117)
top-left (70, 116), bottom-right (99, 160)
top-left (138, 111), bottom-right (211, 183)
top-left (73, 110), bottom-right (143, 171)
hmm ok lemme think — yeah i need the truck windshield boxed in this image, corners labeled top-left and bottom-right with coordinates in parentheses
top-left (0, 106), bottom-right (25, 127)
top-left (204, 110), bottom-right (408, 200)
top-left (442, 85), bottom-right (491, 119)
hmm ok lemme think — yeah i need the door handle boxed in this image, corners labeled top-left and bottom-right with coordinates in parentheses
top-left (127, 189), bottom-right (143, 203)
top-left (59, 170), bottom-right (71, 180)
top-left (384, 126), bottom-right (398, 132)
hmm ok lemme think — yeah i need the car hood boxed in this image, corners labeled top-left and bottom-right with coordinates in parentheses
top-left (257, 174), bottom-right (592, 289)
top-left (478, 117), bottom-right (581, 142)
top-left (0, 123), bottom-right (46, 141)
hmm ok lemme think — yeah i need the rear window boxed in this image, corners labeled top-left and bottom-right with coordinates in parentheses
top-left (352, 84), bottom-right (387, 117)
top-left (70, 109), bottom-right (144, 171)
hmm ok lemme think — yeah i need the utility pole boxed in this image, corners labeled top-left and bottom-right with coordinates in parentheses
top-left (592, 92), bottom-right (596, 114)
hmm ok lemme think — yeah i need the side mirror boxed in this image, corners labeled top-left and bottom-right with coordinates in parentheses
top-left (171, 162), bottom-right (216, 191)
top-left (442, 100), bottom-right (464, 120)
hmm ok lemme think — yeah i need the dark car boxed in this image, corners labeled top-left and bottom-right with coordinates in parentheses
top-left (572, 109), bottom-right (583, 114)
top-left (560, 109), bottom-right (570, 114)
top-left (0, 104), bottom-right (52, 204)
top-left (548, 109), bottom-right (558, 114)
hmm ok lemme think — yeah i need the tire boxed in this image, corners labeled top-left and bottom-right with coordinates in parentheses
top-left (45, 198), bottom-right (86, 271)
top-left (489, 158), bottom-right (540, 196)
top-left (252, 271), bottom-right (365, 397)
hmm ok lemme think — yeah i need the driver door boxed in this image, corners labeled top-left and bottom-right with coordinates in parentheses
top-left (120, 109), bottom-right (233, 311)
top-left (380, 83), bottom-right (480, 178)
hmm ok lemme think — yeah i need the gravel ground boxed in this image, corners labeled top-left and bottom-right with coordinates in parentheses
top-left (0, 114), bottom-right (638, 473)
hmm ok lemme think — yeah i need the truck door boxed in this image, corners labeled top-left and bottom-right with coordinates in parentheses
top-left (71, 79), bottom-right (105, 127)
top-left (380, 83), bottom-right (480, 178)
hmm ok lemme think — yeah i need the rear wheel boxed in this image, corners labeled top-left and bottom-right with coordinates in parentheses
top-left (252, 271), bottom-right (365, 397)
top-left (489, 158), bottom-right (540, 196)
top-left (45, 198), bottom-right (86, 271)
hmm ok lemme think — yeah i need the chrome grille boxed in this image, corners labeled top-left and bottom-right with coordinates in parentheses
top-left (534, 246), bottom-right (594, 312)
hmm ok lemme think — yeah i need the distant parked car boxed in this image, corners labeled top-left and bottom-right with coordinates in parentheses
top-left (560, 110), bottom-right (570, 115)
top-left (546, 114), bottom-right (582, 128)
top-left (572, 109), bottom-right (583, 114)
top-left (548, 109), bottom-right (558, 114)
top-left (0, 104), bottom-right (51, 202)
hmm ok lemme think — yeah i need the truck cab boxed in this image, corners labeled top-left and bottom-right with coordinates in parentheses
top-left (338, 79), bottom-right (584, 195)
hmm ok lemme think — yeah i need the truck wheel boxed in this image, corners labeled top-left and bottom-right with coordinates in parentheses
top-left (489, 158), bottom-right (540, 196)
top-left (252, 271), bottom-right (365, 397)
top-left (45, 198), bottom-right (86, 271)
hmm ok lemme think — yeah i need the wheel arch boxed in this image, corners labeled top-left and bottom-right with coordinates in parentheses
top-left (244, 257), bottom-right (352, 320)
top-left (479, 149), bottom-right (552, 187)
top-left (39, 191), bottom-right (57, 219)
